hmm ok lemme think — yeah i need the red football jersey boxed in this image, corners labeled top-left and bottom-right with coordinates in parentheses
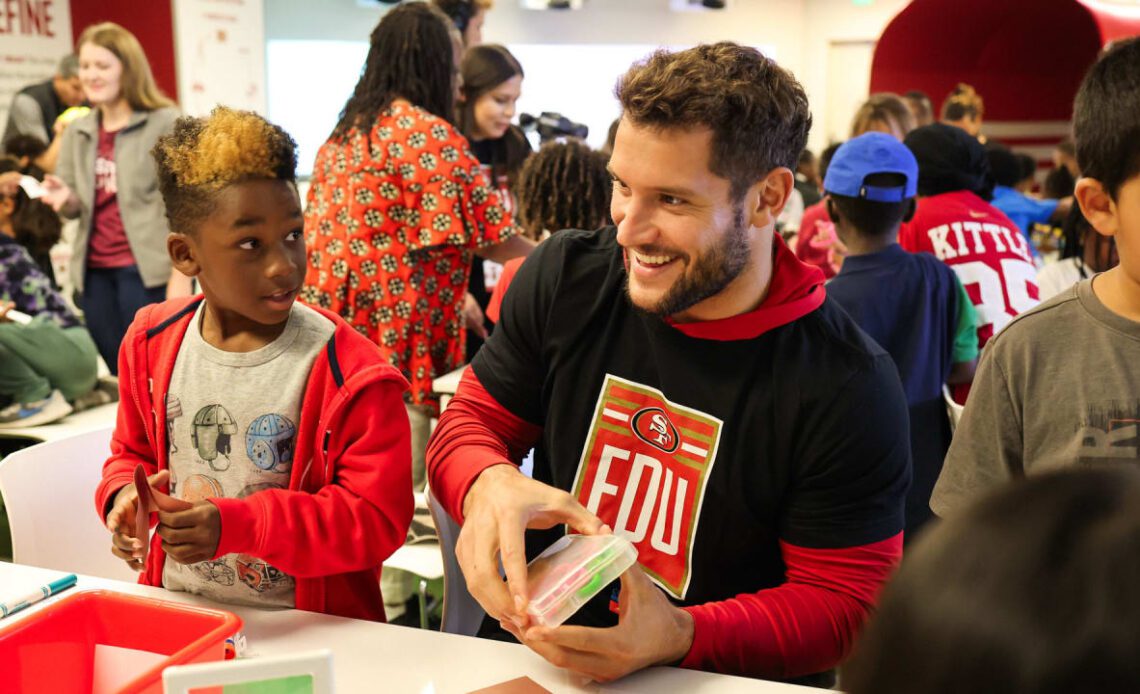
top-left (899, 190), bottom-right (1039, 348)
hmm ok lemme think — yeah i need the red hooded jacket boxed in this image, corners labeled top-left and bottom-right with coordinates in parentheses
top-left (94, 296), bottom-right (413, 622)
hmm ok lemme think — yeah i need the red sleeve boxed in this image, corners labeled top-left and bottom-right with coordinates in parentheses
top-left (95, 317), bottom-right (155, 521)
top-left (426, 368), bottom-right (542, 523)
top-left (212, 376), bottom-right (414, 578)
top-left (680, 533), bottom-right (902, 679)
top-left (486, 257), bottom-right (524, 324)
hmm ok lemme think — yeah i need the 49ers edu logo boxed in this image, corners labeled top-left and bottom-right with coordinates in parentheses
top-left (571, 374), bottom-right (722, 599)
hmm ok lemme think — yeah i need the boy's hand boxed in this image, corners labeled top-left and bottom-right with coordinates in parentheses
top-left (107, 469), bottom-right (171, 571)
top-left (157, 502), bottom-right (222, 565)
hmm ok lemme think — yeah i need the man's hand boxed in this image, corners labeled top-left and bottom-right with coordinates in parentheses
top-left (157, 502), bottom-right (222, 564)
top-left (107, 469), bottom-right (171, 571)
top-left (458, 464), bottom-right (609, 626)
top-left (500, 565), bottom-right (695, 683)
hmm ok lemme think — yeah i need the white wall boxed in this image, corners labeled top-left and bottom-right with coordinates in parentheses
top-left (800, 0), bottom-right (911, 153)
top-left (264, 0), bottom-right (909, 161)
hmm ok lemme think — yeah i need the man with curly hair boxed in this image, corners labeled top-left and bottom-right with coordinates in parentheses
top-left (428, 43), bottom-right (909, 684)
top-left (95, 106), bottom-right (413, 622)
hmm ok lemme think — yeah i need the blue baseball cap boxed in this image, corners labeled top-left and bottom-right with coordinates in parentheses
top-left (823, 132), bottom-right (918, 203)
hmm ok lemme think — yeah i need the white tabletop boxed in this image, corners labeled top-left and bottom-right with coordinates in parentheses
top-left (0, 562), bottom-right (818, 693)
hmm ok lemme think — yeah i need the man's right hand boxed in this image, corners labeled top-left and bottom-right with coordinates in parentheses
top-left (457, 464), bottom-right (609, 627)
top-left (106, 469), bottom-right (171, 571)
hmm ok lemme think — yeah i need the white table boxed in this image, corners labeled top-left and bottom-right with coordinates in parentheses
top-left (0, 562), bottom-right (818, 693)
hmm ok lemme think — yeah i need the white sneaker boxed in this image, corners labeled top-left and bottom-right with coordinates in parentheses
top-left (0, 390), bottom-right (74, 428)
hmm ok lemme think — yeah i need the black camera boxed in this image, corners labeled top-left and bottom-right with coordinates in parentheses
top-left (519, 112), bottom-right (589, 143)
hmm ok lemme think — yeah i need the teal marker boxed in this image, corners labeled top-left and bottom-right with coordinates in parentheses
top-left (0, 574), bottom-right (77, 618)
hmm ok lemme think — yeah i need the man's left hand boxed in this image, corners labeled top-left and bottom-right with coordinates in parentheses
top-left (156, 501), bottom-right (222, 564)
top-left (501, 565), bottom-right (695, 683)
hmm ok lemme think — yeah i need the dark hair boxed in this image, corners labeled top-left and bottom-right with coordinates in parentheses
top-left (941, 83), bottom-right (984, 122)
top-left (3, 134), bottom-right (47, 162)
top-left (905, 123), bottom-right (994, 200)
top-left (797, 148), bottom-right (816, 169)
top-left (819, 141), bottom-right (842, 183)
top-left (844, 466), bottom-right (1140, 694)
top-left (827, 173), bottom-right (912, 238)
top-left (1044, 166), bottom-right (1076, 199)
top-left (986, 144), bottom-right (1022, 188)
top-left (602, 117), bottom-right (620, 156)
top-left (0, 157), bottom-right (62, 271)
top-left (458, 44), bottom-right (529, 186)
top-left (1073, 36), bottom-right (1140, 199)
top-left (616, 42), bottom-right (811, 201)
top-left (1016, 153), bottom-right (1037, 183)
top-left (332, 3), bottom-right (456, 140)
top-left (153, 107), bottom-right (297, 235)
top-left (432, 0), bottom-right (491, 32)
top-left (516, 140), bottom-right (611, 240)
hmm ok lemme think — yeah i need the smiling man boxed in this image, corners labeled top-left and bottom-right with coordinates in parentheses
top-left (427, 42), bottom-right (910, 685)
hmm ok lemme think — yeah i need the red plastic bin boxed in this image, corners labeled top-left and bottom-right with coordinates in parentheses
top-left (0, 589), bottom-right (242, 694)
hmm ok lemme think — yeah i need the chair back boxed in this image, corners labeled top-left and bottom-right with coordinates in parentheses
top-left (0, 426), bottom-right (136, 581)
top-left (425, 485), bottom-right (486, 635)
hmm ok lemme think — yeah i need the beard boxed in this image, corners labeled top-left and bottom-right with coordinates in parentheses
top-left (626, 206), bottom-right (752, 317)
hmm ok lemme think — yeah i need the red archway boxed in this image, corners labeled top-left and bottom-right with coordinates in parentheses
top-left (870, 0), bottom-right (1139, 170)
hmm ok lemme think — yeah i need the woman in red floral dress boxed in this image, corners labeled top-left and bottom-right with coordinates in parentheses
top-left (301, 2), bottom-right (533, 489)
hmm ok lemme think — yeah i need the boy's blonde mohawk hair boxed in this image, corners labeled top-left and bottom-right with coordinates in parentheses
top-left (153, 106), bottom-right (298, 232)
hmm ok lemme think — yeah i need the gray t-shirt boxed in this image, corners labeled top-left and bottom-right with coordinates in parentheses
top-left (162, 301), bottom-right (335, 608)
top-left (932, 277), bottom-right (1140, 518)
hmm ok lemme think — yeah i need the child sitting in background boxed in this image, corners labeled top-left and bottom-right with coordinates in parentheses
top-left (486, 139), bottom-right (611, 323)
top-left (823, 132), bottom-right (978, 536)
top-left (932, 37), bottom-right (1140, 518)
top-left (98, 107), bottom-right (413, 621)
top-left (0, 163), bottom-right (99, 428)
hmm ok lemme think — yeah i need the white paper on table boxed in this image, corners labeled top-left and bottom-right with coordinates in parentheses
top-left (92, 644), bottom-right (168, 694)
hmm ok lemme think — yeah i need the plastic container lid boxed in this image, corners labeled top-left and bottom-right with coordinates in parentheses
top-left (0, 589), bottom-right (242, 694)
top-left (525, 534), bottom-right (638, 628)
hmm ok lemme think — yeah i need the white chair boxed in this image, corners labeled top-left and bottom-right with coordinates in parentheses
top-left (382, 492), bottom-right (445, 629)
top-left (943, 385), bottom-right (965, 435)
top-left (0, 426), bottom-right (137, 581)
top-left (425, 486), bottom-right (486, 636)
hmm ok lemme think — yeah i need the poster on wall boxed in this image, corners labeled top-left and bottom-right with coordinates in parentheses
top-left (173, 0), bottom-right (266, 117)
top-left (0, 1), bottom-right (74, 145)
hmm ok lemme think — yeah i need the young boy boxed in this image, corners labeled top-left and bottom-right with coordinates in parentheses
top-left (96, 107), bottom-right (413, 621)
top-left (932, 37), bottom-right (1140, 518)
top-left (824, 132), bottom-right (979, 535)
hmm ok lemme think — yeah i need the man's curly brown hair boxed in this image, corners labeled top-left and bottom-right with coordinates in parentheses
top-left (152, 106), bottom-right (298, 234)
top-left (616, 42), bottom-right (812, 201)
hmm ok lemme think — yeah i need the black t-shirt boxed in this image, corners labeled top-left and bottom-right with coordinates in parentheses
top-left (472, 227), bottom-right (910, 626)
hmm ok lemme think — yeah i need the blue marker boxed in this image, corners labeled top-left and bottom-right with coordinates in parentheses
top-left (0, 574), bottom-right (77, 618)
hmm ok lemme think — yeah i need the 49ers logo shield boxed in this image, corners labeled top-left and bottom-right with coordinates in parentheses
top-left (571, 374), bottom-right (722, 599)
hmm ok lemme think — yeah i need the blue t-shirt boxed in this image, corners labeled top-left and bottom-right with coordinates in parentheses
top-left (991, 185), bottom-right (1058, 255)
top-left (828, 245), bottom-right (963, 535)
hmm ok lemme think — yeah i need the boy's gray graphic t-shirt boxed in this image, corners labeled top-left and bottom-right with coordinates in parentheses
top-left (162, 301), bottom-right (335, 608)
top-left (932, 277), bottom-right (1140, 517)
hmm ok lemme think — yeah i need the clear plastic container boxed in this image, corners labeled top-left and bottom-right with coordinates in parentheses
top-left (525, 534), bottom-right (638, 628)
